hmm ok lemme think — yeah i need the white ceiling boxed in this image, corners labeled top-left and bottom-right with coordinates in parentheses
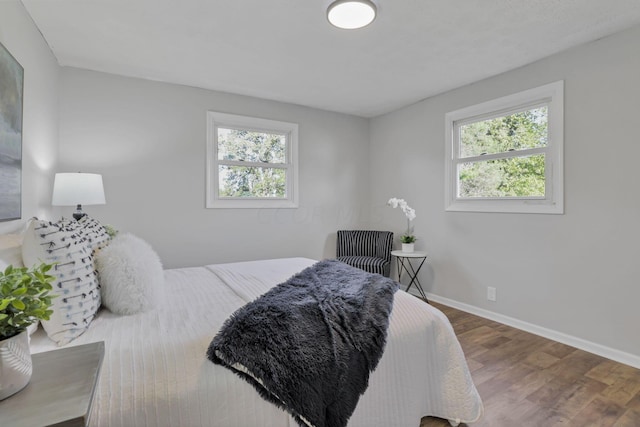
top-left (21, 0), bottom-right (640, 118)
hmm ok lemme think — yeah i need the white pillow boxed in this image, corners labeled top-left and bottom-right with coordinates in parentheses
top-left (22, 218), bottom-right (102, 345)
top-left (96, 233), bottom-right (164, 315)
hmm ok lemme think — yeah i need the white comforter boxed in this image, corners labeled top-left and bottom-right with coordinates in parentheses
top-left (31, 257), bottom-right (482, 426)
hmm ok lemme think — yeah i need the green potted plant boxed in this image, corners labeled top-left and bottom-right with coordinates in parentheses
top-left (400, 234), bottom-right (417, 252)
top-left (0, 263), bottom-right (55, 400)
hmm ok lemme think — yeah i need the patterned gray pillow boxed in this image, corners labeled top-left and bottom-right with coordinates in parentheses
top-left (78, 215), bottom-right (111, 252)
top-left (22, 217), bottom-right (110, 345)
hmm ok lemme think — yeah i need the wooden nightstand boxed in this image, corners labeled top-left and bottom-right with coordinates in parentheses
top-left (0, 341), bottom-right (105, 427)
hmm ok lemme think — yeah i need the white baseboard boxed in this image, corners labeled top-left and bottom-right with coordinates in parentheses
top-left (415, 291), bottom-right (640, 370)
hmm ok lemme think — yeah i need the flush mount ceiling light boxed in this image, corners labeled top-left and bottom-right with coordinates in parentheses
top-left (327, 0), bottom-right (377, 29)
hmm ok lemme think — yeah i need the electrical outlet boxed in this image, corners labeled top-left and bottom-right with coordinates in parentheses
top-left (487, 286), bottom-right (497, 302)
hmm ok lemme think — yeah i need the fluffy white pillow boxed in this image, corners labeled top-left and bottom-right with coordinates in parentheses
top-left (96, 233), bottom-right (164, 315)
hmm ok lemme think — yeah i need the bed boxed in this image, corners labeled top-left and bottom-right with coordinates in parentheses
top-left (27, 256), bottom-right (482, 426)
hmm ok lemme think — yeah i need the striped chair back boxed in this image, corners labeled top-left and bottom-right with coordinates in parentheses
top-left (336, 230), bottom-right (394, 276)
top-left (337, 230), bottom-right (393, 261)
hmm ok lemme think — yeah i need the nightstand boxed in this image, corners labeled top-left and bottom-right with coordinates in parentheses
top-left (391, 250), bottom-right (429, 301)
top-left (0, 341), bottom-right (105, 427)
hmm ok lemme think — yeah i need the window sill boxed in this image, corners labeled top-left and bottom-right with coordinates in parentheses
top-left (446, 198), bottom-right (563, 214)
top-left (206, 199), bottom-right (298, 209)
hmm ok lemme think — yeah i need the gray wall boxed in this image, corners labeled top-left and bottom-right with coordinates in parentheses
top-left (57, 68), bottom-right (371, 268)
top-left (0, 1), bottom-right (59, 234)
top-left (370, 25), bottom-right (640, 359)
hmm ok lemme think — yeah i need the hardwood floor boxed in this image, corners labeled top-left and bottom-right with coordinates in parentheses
top-left (420, 302), bottom-right (640, 427)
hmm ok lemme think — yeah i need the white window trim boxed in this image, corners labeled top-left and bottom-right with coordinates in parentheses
top-left (206, 111), bottom-right (299, 209)
top-left (444, 81), bottom-right (564, 214)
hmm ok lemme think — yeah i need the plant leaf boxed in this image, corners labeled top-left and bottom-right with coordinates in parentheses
top-left (12, 287), bottom-right (27, 296)
top-left (11, 299), bottom-right (26, 310)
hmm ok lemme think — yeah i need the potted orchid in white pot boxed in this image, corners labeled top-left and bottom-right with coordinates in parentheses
top-left (387, 198), bottom-right (417, 253)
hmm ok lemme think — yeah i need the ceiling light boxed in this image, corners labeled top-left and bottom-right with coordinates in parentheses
top-left (327, 0), bottom-right (377, 30)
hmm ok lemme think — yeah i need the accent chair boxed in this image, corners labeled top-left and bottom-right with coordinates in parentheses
top-left (336, 230), bottom-right (394, 277)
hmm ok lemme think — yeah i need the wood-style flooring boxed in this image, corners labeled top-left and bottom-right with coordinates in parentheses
top-left (420, 302), bottom-right (640, 427)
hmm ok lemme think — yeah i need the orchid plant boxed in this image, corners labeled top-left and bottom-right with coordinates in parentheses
top-left (387, 198), bottom-right (416, 243)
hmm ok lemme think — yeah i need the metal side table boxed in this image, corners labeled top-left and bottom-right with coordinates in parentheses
top-left (391, 250), bottom-right (428, 301)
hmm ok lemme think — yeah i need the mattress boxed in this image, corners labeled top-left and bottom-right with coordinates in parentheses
top-left (30, 257), bottom-right (482, 426)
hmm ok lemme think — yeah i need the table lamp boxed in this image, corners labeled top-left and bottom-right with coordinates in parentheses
top-left (52, 172), bottom-right (106, 220)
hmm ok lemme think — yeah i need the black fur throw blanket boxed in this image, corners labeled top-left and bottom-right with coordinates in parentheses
top-left (207, 259), bottom-right (399, 427)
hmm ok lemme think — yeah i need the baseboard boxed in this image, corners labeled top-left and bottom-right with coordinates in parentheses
top-left (415, 290), bottom-right (640, 370)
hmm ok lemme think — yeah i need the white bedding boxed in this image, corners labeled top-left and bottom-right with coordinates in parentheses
top-left (31, 257), bottom-right (483, 426)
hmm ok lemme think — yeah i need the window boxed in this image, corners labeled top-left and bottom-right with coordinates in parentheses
top-left (206, 112), bottom-right (298, 208)
top-left (445, 81), bottom-right (564, 214)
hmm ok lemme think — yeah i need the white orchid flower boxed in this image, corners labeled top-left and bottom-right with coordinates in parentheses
top-left (404, 207), bottom-right (416, 221)
top-left (388, 197), bottom-right (417, 241)
top-left (388, 198), bottom-right (416, 220)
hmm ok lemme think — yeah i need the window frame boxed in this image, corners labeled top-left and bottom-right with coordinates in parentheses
top-left (206, 111), bottom-right (299, 209)
top-left (444, 81), bottom-right (564, 214)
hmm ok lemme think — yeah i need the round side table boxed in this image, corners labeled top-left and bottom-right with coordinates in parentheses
top-left (391, 250), bottom-right (428, 301)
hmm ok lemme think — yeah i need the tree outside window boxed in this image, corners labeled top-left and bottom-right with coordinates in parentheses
top-left (206, 112), bottom-right (298, 209)
top-left (217, 128), bottom-right (287, 198)
top-left (458, 106), bottom-right (547, 198)
top-left (445, 81), bottom-right (564, 214)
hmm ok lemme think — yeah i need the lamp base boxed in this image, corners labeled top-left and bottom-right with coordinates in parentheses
top-left (73, 204), bottom-right (86, 221)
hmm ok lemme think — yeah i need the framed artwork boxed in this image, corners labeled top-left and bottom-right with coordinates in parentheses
top-left (0, 41), bottom-right (23, 222)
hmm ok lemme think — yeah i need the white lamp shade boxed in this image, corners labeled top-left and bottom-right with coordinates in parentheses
top-left (327, 0), bottom-right (377, 29)
top-left (52, 173), bottom-right (106, 206)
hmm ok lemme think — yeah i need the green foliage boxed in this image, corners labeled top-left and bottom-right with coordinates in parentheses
top-left (460, 107), bottom-right (547, 157)
top-left (459, 155), bottom-right (545, 198)
top-left (218, 129), bottom-right (286, 163)
top-left (220, 166), bottom-right (286, 198)
top-left (104, 224), bottom-right (119, 238)
top-left (459, 107), bottom-right (547, 198)
top-left (218, 129), bottom-right (287, 198)
top-left (400, 235), bottom-right (416, 244)
top-left (0, 263), bottom-right (56, 339)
